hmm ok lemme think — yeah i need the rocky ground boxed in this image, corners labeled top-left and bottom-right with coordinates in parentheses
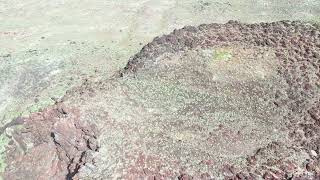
top-left (1, 21), bottom-right (319, 179)
top-left (1, 0), bottom-right (320, 179)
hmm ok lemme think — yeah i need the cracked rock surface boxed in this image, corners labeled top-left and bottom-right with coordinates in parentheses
top-left (3, 103), bottom-right (98, 179)
top-left (1, 21), bottom-right (320, 179)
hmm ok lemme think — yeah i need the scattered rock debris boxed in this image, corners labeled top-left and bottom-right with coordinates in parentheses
top-left (2, 20), bottom-right (320, 179)
top-left (120, 20), bottom-right (320, 179)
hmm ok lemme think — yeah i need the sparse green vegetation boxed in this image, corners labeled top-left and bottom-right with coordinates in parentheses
top-left (212, 48), bottom-right (233, 61)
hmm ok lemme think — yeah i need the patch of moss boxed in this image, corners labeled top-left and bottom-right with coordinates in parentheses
top-left (26, 100), bottom-right (52, 114)
top-left (212, 48), bottom-right (233, 61)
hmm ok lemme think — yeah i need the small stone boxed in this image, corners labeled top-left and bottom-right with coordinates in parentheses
top-left (218, 35), bottom-right (227, 41)
top-left (236, 172), bottom-right (246, 179)
top-left (222, 165), bottom-right (235, 177)
top-left (200, 173), bottom-right (211, 179)
top-left (178, 174), bottom-right (193, 180)
top-left (263, 171), bottom-right (279, 179)
top-left (306, 161), bottom-right (316, 171)
top-left (51, 97), bottom-right (58, 102)
top-left (3, 54), bottom-right (11, 58)
top-left (310, 150), bottom-right (318, 157)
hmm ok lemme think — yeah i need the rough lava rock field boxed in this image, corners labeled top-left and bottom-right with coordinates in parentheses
top-left (1, 1), bottom-right (320, 180)
top-left (1, 21), bottom-right (320, 179)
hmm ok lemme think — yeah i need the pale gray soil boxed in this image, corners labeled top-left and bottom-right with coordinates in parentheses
top-left (1, 0), bottom-right (320, 126)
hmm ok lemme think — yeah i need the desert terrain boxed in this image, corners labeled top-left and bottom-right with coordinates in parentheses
top-left (1, 0), bottom-right (320, 179)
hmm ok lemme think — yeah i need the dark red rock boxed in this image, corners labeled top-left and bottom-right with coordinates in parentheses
top-left (4, 103), bottom-right (99, 180)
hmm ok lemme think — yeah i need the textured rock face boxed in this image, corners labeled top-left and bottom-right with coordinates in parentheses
top-left (120, 20), bottom-right (320, 179)
top-left (1, 21), bottom-right (320, 179)
top-left (3, 103), bottom-right (99, 179)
